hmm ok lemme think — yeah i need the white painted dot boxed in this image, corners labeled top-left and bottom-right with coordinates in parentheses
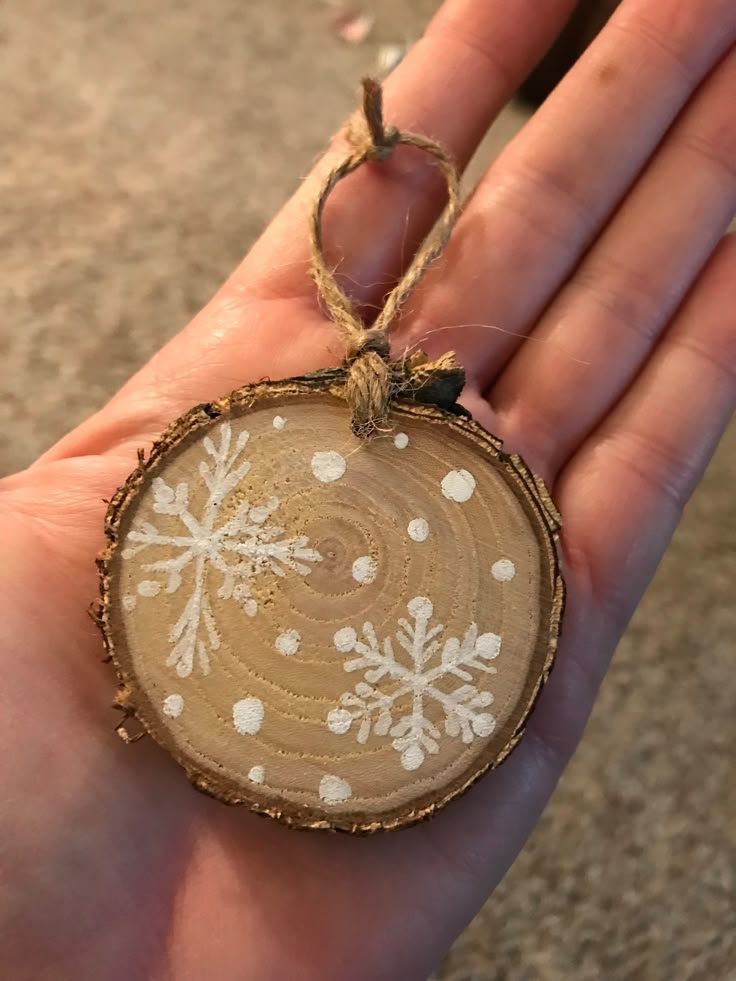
top-left (272, 416), bottom-right (286, 430)
top-left (492, 558), bottom-right (516, 582)
top-left (476, 633), bottom-right (501, 661)
top-left (441, 468), bottom-right (476, 502)
top-left (137, 580), bottom-right (161, 598)
top-left (248, 765), bottom-right (265, 784)
top-left (122, 594), bottom-right (137, 612)
top-left (401, 744), bottom-right (425, 771)
top-left (275, 629), bottom-right (300, 657)
top-left (311, 450), bottom-right (346, 483)
top-left (162, 694), bottom-right (184, 719)
top-left (407, 596), bottom-right (433, 620)
top-left (407, 517), bottom-right (429, 542)
top-left (393, 432), bottom-right (409, 449)
top-left (327, 708), bottom-right (353, 735)
top-left (233, 697), bottom-right (264, 735)
top-left (352, 555), bottom-right (378, 585)
top-left (319, 774), bottom-right (352, 804)
top-left (334, 627), bottom-right (357, 653)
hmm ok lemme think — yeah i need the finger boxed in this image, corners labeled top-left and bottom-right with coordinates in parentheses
top-left (557, 232), bottom-right (736, 634)
top-left (231, 0), bottom-right (578, 310)
top-left (490, 46), bottom-right (736, 479)
top-left (412, 235), bottom-right (736, 944)
top-left (400, 0), bottom-right (736, 388)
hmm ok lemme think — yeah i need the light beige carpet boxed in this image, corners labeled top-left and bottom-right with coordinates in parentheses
top-left (1, 3), bottom-right (733, 978)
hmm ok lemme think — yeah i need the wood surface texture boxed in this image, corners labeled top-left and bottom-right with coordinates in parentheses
top-left (99, 375), bottom-right (564, 831)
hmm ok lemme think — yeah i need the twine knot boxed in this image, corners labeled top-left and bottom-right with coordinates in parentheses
top-left (358, 76), bottom-right (400, 162)
top-left (345, 350), bottom-right (393, 440)
top-left (365, 133), bottom-right (399, 163)
top-left (345, 327), bottom-right (391, 362)
top-left (310, 77), bottom-right (463, 438)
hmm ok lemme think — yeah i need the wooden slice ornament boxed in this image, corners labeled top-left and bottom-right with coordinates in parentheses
top-left (97, 80), bottom-right (565, 833)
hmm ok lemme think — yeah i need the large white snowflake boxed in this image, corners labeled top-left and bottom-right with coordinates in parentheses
top-left (123, 421), bottom-right (321, 677)
top-left (326, 596), bottom-right (501, 771)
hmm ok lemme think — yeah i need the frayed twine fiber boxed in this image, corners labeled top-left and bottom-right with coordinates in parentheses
top-left (310, 77), bottom-right (464, 438)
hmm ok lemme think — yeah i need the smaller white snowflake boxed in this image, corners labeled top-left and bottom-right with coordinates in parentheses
top-left (327, 597), bottom-right (501, 771)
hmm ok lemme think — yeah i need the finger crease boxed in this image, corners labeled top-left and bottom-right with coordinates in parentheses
top-left (673, 130), bottom-right (736, 184)
top-left (599, 428), bottom-right (695, 513)
top-left (661, 332), bottom-right (736, 388)
top-left (424, 25), bottom-right (515, 94)
top-left (490, 171), bottom-right (586, 253)
top-left (608, 16), bottom-right (701, 88)
top-left (572, 268), bottom-right (666, 345)
top-left (507, 159), bottom-right (591, 228)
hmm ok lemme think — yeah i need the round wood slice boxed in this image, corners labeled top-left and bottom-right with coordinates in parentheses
top-left (99, 375), bottom-right (564, 832)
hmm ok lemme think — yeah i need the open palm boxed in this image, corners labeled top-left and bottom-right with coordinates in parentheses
top-left (1, 1), bottom-right (734, 978)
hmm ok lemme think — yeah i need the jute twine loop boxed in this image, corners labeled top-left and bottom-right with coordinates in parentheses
top-left (310, 77), bottom-right (465, 438)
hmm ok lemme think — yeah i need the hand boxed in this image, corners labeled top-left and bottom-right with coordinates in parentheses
top-left (1, 0), bottom-right (734, 977)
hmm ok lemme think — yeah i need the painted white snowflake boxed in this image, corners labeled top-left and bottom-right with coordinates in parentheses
top-left (327, 597), bottom-right (501, 771)
top-left (123, 422), bottom-right (321, 677)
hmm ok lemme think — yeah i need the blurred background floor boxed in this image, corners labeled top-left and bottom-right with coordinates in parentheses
top-left (1, 2), bottom-right (734, 978)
